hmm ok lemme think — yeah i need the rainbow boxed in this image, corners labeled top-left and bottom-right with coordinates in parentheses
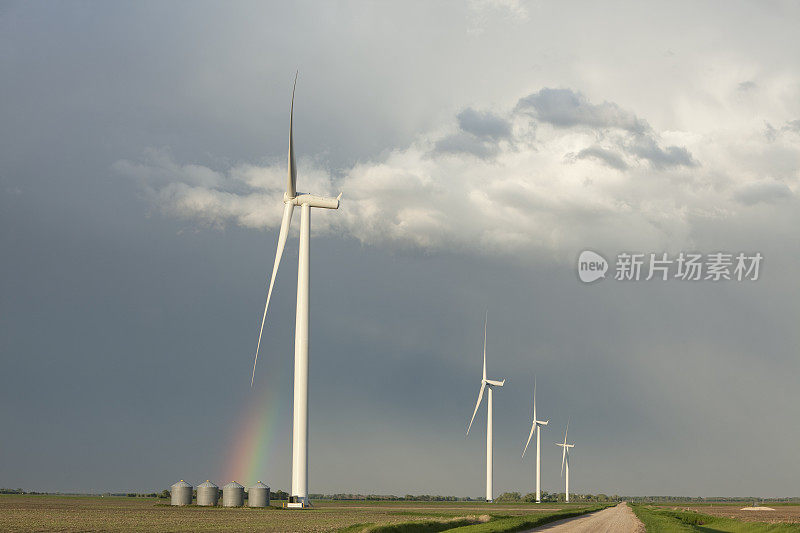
top-left (222, 382), bottom-right (286, 487)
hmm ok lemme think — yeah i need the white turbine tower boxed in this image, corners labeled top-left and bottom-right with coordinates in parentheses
top-left (466, 313), bottom-right (506, 502)
top-left (555, 418), bottom-right (575, 503)
top-left (522, 377), bottom-right (548, 503)
top-left (250, 73), bottom-right (341, 508)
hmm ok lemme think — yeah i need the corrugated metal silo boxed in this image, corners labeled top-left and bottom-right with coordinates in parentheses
top-left (170, 480), bottom-right (192, 506)
top-left (223, 481), bottom-right (244, 507)
top-left (248, 481), bottom-right (270, 507)
top-left (196, 480), bottom-right (219, 506)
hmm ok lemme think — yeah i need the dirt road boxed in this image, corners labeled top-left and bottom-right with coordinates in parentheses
top-left (525, 502), bottom-right (645, 532)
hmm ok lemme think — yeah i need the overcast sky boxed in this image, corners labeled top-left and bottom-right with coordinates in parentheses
top-left (2, 1), bottom-right (799, 498)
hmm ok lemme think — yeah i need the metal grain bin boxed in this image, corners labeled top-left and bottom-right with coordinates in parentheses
top-left (222, 481), bottom-right (244, 507)
top-left (248, 481), bottom-right (270, 507)
top-left (170, 480), bottom-right (192, 506)
top-left (196, 480), bottom-right (219, 506)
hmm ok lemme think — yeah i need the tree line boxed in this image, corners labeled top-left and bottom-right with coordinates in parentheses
top-left (495, 492), bottom-right (618, 503)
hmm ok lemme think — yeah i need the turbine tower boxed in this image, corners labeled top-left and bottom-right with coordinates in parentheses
top-left (251, 73), bottom-right (341, 508)
top-left (555, 418), bottom-right (575, 503)
top-left (522, 377), bottom-right (548, 503)
top-left (466, 313), bottom-right (505, 502)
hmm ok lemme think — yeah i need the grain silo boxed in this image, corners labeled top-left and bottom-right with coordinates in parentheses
top-left (222, 481), bottom-right (244, 507)
top-left (248, 481), bottom-right (270, 507)
top-left (170, 480), bottom-right (192, 506)
top-left (196, 480), bottom-right (219, 506)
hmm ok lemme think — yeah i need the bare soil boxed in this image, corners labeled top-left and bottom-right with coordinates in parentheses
top-left (674, 504), bottom-right (800, 524)
top-left (0, 494), bottom-right (587, 532)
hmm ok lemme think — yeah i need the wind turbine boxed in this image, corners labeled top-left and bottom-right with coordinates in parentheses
top-left (250, 73), bottom-right (341, 508)
top-left (522, 377), bottom-right (548, 503)
top-left (555, 418), bottom-right (575, 503)
top-left (466, 313), bottom-right (506, 502)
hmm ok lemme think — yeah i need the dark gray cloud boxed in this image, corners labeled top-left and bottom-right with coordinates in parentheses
top-left (734, 180), bottom-right (793, 205)
top-left (456, 107), bottom-right (512, 140)
top-left (431, 107), bottom-right (511, 158)
top-left (433, 132), bottom-right (498, 158)
top-left (575, 146), bottom-right (629, 170)
top-left (784, 119), bottom-right (800, 133)
top-left (626, 135), bottom-right (698, 169)
top-left (764, 122), bottom-right (778, 141)
top-left (737, 80), bottom-right (757, 91)
top-left (515, 88), bottom-right (697, 169)
top-left (764, 119), bottom-right (800, 141)
top-left (515, 88), bottom-right (649, 134)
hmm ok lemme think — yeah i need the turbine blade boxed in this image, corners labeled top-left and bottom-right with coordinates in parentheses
top-left (251, 202), bottom-right (295, 386)
top-left (466, 382), bottom-right (486, 436)
top-left (482, 312), bottom-right (487, 380)
top-left (533, 376), bottom-right (537, 424)
top-left (561, 445), bottom-right (566, 476)
top-left (287, 72), bottom-right (298, 198)
top-left (522, 422), bottom-right (536, 458)
top-left (565, 416), bottom-right (570, 443)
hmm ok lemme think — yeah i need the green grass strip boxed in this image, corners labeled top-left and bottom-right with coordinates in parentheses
top-left (630, 504), bottom-right (800, 532)
top-left (441, 504), bottom-right (609, 533)
top-left (338, 505), bottom-right (610, 533)
top-left (338, 517), bottom-right (483, 533)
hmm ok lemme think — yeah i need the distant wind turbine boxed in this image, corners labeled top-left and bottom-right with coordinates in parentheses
top-left (555, 418), bottom-right (575, 503)
top-left (250, 73), bottom-right (341, 508)
top-left (522, 376), bottom-right (548, 503)
top-left (466, 313), bottom-right (506, 502)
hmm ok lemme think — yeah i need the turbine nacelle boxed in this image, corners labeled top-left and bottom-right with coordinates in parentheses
top-left (251, 74), bottom-right (342, 388)
top-left (466, 314), bottom-right (505, 437)
top-left (557, 418), bottom-right (575, 477)
top-left (284, 192), bottom-right (341, 209)
top-left (522, 376), bottom-right (548, 459)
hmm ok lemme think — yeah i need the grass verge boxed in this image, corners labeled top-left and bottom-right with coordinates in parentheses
top-left (629, 504), bottom-right (800, 532)
top-left (342, 504), bottom-right (610, 533)
top-left (338, 515), bottom-right (488, 533)
top-left (445, 505), bottom-right (609, 533)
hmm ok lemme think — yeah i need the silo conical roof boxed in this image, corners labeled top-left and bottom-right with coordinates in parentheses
top-left (198, 480), bottom-right (218, 488)
top-left (247, 481), bottom-right (270, 508)
top-left (170, 480), bottom-right (193, 506)
top-left (224, 481), bottom-right (244, 489)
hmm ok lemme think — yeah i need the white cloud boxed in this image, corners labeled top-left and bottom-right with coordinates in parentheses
top-left (115, 87), bottom-right (799, 257)
top-left (734, 180), bottom-right (793, 205)
top-left (467, 0), bottom-right (529, 35)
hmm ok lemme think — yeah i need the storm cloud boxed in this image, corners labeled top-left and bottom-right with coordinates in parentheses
top-left (2, 1), bottom-right (800, 499)
top-left (516, 88), bottom-right (649, 134)
top-left (457, 107), bottom-right (512, 140)
top-left (574, 146), bottom-right (629, 170)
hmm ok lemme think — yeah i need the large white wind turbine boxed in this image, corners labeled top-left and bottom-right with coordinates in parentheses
top-left (466, 314), bottom-right (506, 502)
top-left (251, 73), bottom-right (341, 508)
top-left (555, 418), bottom-right (575, 503)
top-left (522, 377), bottom-right (548, 503)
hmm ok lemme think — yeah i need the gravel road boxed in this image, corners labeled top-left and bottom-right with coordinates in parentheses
top-left (524, 502), bottom-right (645, 532)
